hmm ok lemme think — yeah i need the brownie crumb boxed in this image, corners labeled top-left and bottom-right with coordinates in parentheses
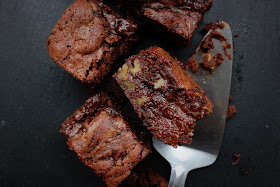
top-left (187, 56), bottom-right (199, 73)
top-left (199, 34), bottom-right (214, 53)
top-left (201, 21), bottom-right (225, 35)
top-left (223, 43), bottom-right (232, 60)
top-left (199, 30), bottom-right (227, 56)
top-left (211, 31), bottom-right (227, 42)
top-left (232, 153), bottom-right (241, 166)
top-left (227, 105), bottom-right (237, 119)
top-left (234, 33), bottom-right (239, 38)
top-left (127, 167), bottom-right (168, 187)
top-left (199, 30), bottom-right (228, 53)
top-left (189, 21), bottom-right (231, 73)
top-left (227, 95), bottom-right (236, 119)
top-left (212, 21), bottom-right (226, 30)
top-left (201, 52), bottom-right (224, 71)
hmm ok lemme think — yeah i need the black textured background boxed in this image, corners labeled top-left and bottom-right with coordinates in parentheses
top-left (1, 0), bottom-right (280, 186)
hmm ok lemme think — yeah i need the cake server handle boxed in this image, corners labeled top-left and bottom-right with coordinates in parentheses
top-left (169, 164), bottom-right (190, 187)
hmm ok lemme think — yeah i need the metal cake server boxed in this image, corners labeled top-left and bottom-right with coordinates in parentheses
top-left (153, 21), bottom-right (233, 187)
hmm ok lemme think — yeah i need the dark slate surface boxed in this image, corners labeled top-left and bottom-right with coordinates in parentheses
top-left (1, 0), bottom-right (280, 186)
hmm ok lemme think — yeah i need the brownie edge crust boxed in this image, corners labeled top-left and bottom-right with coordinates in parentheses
top-left (114, 46), bottom-right (213, 147)
top-left (60, 93), bottom-right (149, 187)
top-left (47, 0), bottom-right (137, 85)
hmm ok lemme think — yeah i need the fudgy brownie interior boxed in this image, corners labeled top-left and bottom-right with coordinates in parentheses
top-left (115, 47), bottom-right (213, 147)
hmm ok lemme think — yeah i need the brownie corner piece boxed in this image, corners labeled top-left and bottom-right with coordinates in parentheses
top-left (46, 0), bottom-right (137, 85)
top-left (141, 0), bottom-right (213, 42)
top-left (114, 46), bottom-right (213, 147)
top-left (143, 7), bottom-right (202, 41)
top-left (60, 92), bottom-right (149, 187)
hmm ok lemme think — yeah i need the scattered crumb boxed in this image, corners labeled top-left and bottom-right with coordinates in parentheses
top-left (227, 95), bottom-right (236, 119)
top-left (211, 31), bottom-right (227, 42)
top-left (199, 34), bottom-right (214, 53)
top-left (212, 21), bottom-right (226, 30)
top-left (266, 124), bottom-right (269, 128)
top-left (227, 105), bottom-right (237, 119)
top-left (201, 21), bottom-right (225, 35)
top-left (223, 43), bottom-right (232, 60)
top-left (201, 52), bottom-right (224, 71)
top-left (192, 21), bottom-right (232, 74)
top-left (200, 23), bottom-right (227, 53)
top-left (227, 53), bottom-right (232, 60)
top-left (232, 153), bottom-right (241, 166)
top-left (234, 33), bottom-right (239, 38)
top-left (187, 56), bottom-right (199, 74)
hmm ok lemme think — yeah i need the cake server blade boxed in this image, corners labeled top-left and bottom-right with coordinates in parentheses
top-left (152, 21), bottom-right (233, 187)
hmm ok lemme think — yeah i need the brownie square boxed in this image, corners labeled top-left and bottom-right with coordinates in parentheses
top-left (114, 46), bottom-right (213, 147)
top-left (141, 0), bottom-right (212, 41)
top-left (47, 0), bottom-right (137, 85)
top-left (60, 92), bottom-right (149, 187)
top-left (143, 7), bottom-right (202, 41)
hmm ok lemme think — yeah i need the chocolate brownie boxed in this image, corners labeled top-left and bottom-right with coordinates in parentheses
top-left (141, 0), bottom-right (212, 41)
top-left (60, 92), bottom-right (149, 187)
top-left (114, 46), bottom-right (213, 147)
top-left (143, 7), bottom-right (202, 41)
top-left (47, 0), bottom-right (137, 85)
top-left (127, 167), bottom-right (168, 187)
